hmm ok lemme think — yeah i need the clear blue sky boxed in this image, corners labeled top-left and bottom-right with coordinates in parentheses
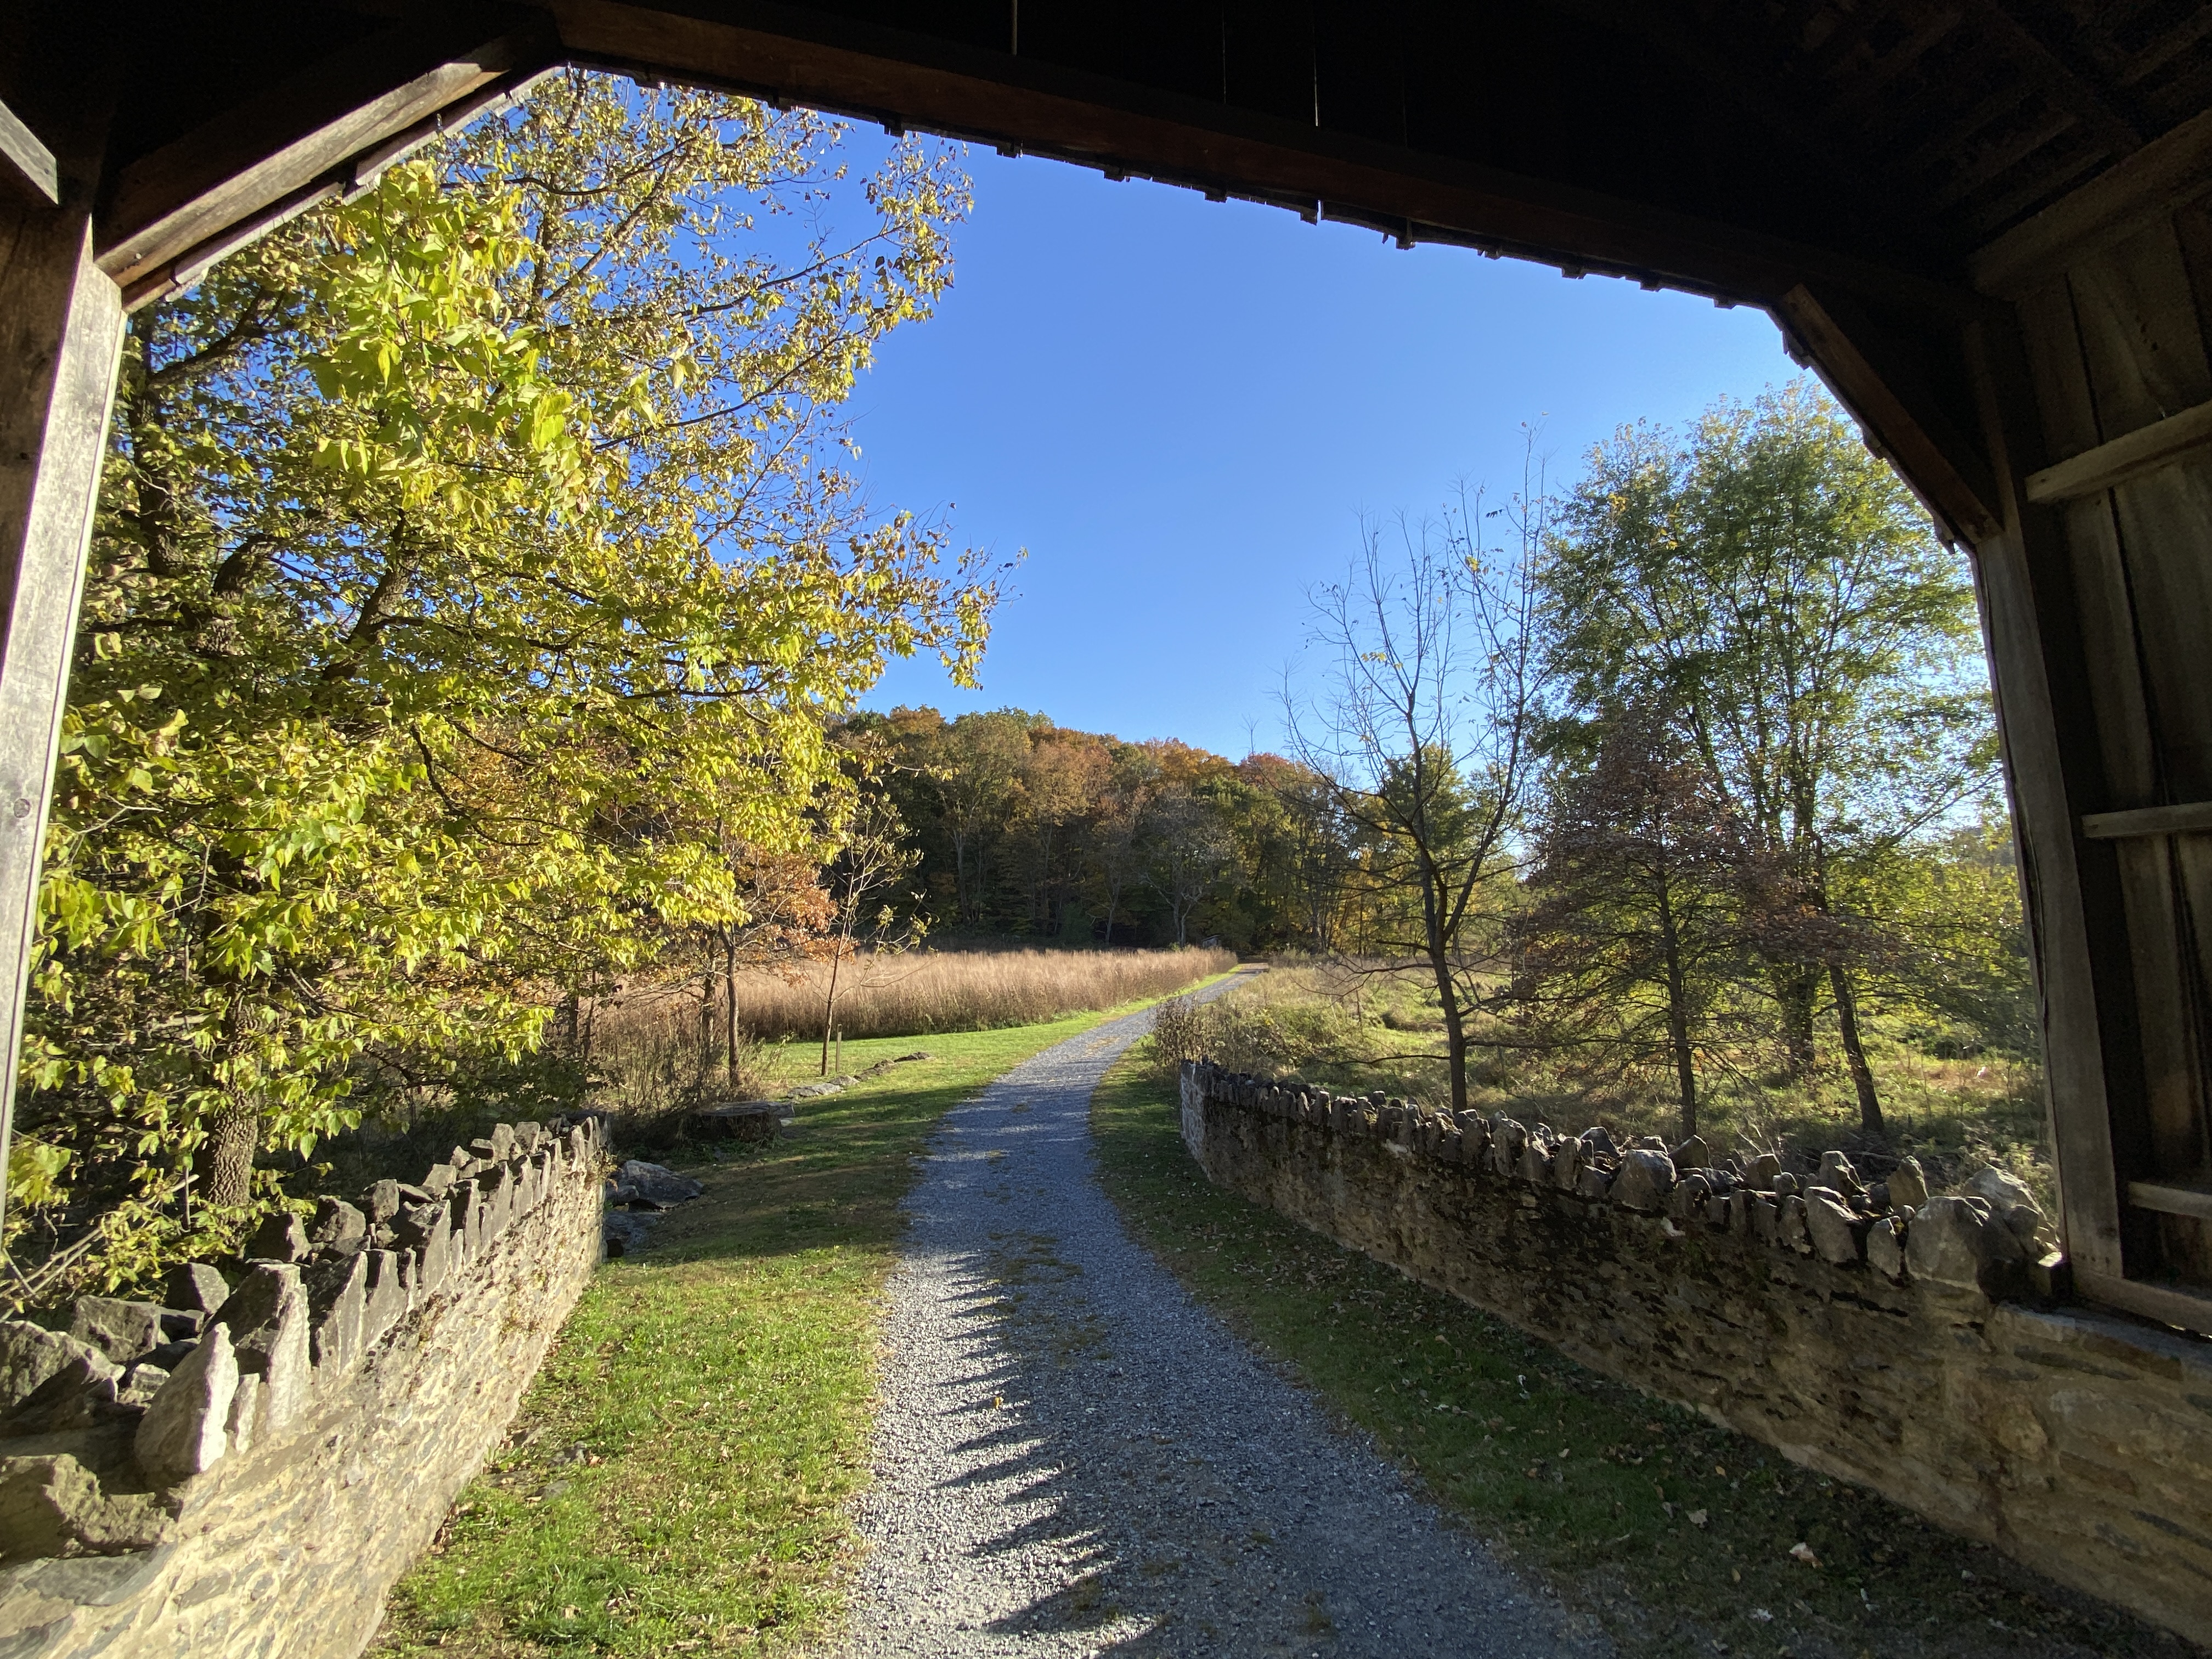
top-left (845, 143), bottom-right (1796, 759)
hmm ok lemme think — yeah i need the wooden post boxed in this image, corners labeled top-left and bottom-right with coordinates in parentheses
top-left (0, 195), bottom-right (125, 1227)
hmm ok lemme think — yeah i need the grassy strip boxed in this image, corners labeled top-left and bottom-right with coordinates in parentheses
top-left (1090, 1057), bottom-right (2170, 1659)
top-left (372, 999), bottom-right (1207, 1657)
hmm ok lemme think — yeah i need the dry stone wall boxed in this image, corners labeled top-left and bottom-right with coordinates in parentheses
top-left (0, 1114), bottom-right (606, 1659)
top-left (1180, 1060), bottom-right (2212, 1645)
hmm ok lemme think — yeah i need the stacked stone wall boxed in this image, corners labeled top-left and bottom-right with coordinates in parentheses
top-left (0, 1115), bottom-right (606, 1658)
top-left (1179, 1060), bottom-right (2212, 1645)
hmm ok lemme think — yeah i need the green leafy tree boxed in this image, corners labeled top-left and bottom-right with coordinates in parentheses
top-left (1284, 479), bottom-right (1553, 1113)
top-left (1538, 381), bottom-right (1996, 1132)
top-left (1513, 713), bottom-right (1760, 1138)
top-left (21, 76), bottom-right (989, 1278)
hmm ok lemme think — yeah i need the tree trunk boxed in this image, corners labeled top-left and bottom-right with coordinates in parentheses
top-left (1657, 893), bottom-right (1697, 1141)
top-left (821, 947), bottom-right (844, 1075)
top-left (1771, 963), bottom-right (1820, 1077)
top-left (1435, 962), bottom-right (1469, 1113)
top-left (725, 939), bottom-right (740, 1084)
top-left (201, 1101), bottom-right (258, 1210)
top-left (1830, 964), bottom-right (1885, 1136)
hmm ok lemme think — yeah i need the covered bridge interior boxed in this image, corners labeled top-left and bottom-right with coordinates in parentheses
top-left (4, 1), bottom-right (2212, 1333)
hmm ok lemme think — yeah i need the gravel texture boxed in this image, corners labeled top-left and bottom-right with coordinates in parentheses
top-left (845, 983), bottom-right (1604, 1657)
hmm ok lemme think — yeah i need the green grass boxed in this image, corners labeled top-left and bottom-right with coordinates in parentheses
top-left (1201, 961), bottom-right (2055, 1211)
top-left (1090, 1054), bottom-right (2172, 1659)
top-left (371, 996), bottom-right (1221, 1658)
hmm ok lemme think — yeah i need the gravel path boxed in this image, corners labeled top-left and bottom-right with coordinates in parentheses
top-left (844, 981), bottom-right (1603, 1658)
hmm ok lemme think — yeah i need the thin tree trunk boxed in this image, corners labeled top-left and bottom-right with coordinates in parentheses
top-left (1830, 963), bottom-right (1885, 1136)
top-left (1657, 891), bottom-right (1697, 1141)
top-left (1771, 964), bottom-right (1819, 1077)
top-left (725, 938), bottom-right (739, 1084)
top-left (821, 947), bottom-right (844, 1075)
top-left (201, 1101), bottom-right (258, 1210)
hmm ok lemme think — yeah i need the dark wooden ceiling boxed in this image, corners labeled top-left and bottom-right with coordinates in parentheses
top-left (9, 2), bottom-right (2208, 308)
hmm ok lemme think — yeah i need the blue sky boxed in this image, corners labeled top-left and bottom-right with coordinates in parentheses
top-left (845, 143), bottom-right (1796, 759)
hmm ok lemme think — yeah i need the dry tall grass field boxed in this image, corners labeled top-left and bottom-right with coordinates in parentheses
top-left (722, 946), bottom-right (1238, 1040)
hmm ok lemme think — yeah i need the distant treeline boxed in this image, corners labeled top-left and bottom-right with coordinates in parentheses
top-left (847, 710), bottom-right (1348, 952)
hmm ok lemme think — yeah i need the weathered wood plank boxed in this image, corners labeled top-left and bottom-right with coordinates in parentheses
top-left (0, 204), bottom-right (123, 1232)
top-left (2067, 214), bottom-right (2212, 439)
top-left (95, 9), bottom-right (556, 296)
top-left (2114, 839), bottom-right (2207, 1175)
top-left (2057, 494), bottom-right (2159, 803)
top-left (2085, 800), bottom-right (2212, 837)
top-left (2111, 460), bottom-right (2212, 794)
top-left (2026, 396), bottom-right (2212, 501)
top-left (2072, 1266), bottom-right (2212, 1334)
top-left (1972, 104), bottom-right (2212, 297)
top-left (1966, 314), bottom-right (2133, 1280)
top-left (0, 97), bottom-right (57, 205)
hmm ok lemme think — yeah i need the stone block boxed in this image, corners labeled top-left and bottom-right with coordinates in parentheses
top-left (1908, 1197), bottom-right (2022, 1295)
top-left (135, 1327), bottom-right (238, 1485)
top-left (1888, 1156), bottom-right (1929, 1211)
top-left (1780, 1194), bottom-right (1812, 1254)
top-left (1610, 1150), bottom-right (1677, 1212)
top-left (306, 1254), bottom-right (368, 1377)
top-left (362, 1251), bottom-right (409, 1352)
top-left (307, 1198), bottom-right (368, 1258)
top-left (1803, 1188), bottom-right (1866, 1266)
top-left (0, 1323), bottom-right (116, 1414)
top-left (1965, 1165), bottom-right (2039, 1215)
top-left (421, 1165), bottom-right (456, 1200)
top-left (242, 1211), bottom-right (309, 1265)
top-left (1819, 1150), bottom-right (1864, 1197)
top-left (1550, 1136), bottom-right (1583, 1191)
top-left (392, 1203), bottom-right (450, 1296)
top-left (0, 1346), bottom-right (122, 1435)
top-left (224, 1373), bottom-right (262, 1457)
top-left (0, 1454), bottom-right (174, 1560)
top-left (616, 1161), bottom-right (703, 1210)
top-left (163, 1265), bottom-right (231, 1318)
top-left (1517, 1134), bottom-right (1553, 1185)
top-left (1743, 1152), bottom-right (1781, 1192)
top-left (1576, 1164), bottom-right (1612, 1202)
top-left (359, 1178), bottom-right (402, 1225)
top-left (1868, 1216), bottom-right (1906, 1282)
top-left (210, 1265), bottom-right (309, 1440)
top-left (1488, 1116), bottom-right (1525, 1178)
top-left (450, 1183), bottom-right (482, 1267)
top-left (62, 1299), bottom-right (168, 1365)
top-left (1669, 1135), bottom-right (1709, 1173)
top-left (478, 1166), bottom-right (514, 1242)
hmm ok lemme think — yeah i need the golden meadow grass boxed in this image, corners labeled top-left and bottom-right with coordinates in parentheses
top-left (589, 946), bottom-right (1238, 1048)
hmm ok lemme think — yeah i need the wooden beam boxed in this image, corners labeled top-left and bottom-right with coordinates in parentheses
top-left (0, 202), bottom-right (124, 1238)
top-left (2084, 799), bottom-right (2212, 839)
top-left (1971, 104), bottom-right (2212, 296)
top-left (1964, 313), bottom-right (2135, 1283)
top-left (0, 97), bottom-right (58, 206)
top-left (2025, 398), bottom-right (2212, 505)
top-left (119, 65), bottom-right (555, 311)
top-left (95, 8), bottom-right (558, 297)
top-left (1959, 0), bottom-right (2145, 160)
top-left (1774, 283), bottom-right (2002, 541)
top-left (2073, 1266), bottom-right (2212, 1336)
top-left (547, 0), bottom-right (1985, 317)
top-left (2128, 1177), bottom-right (2212, 1223)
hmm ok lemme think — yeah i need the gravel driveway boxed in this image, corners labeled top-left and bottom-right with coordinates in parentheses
top-left (845, 979), bottom-right (1603, 1658)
